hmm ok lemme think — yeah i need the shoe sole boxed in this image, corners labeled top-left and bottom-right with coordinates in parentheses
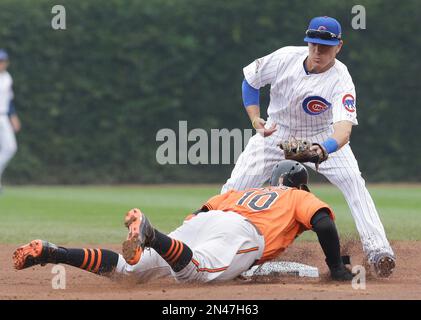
top-left (376, 256), bottom-right (396, 278)
top-left (13, 239), bottom-right (44, 270)
top-left (122, 209), bottom-right (145, 265)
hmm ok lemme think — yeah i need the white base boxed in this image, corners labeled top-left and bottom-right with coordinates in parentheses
top-left (241, 261), bottom-right (319, 278)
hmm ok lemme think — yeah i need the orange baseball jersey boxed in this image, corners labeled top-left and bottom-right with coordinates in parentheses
top-left (200, 186), bottom-right (334, 263)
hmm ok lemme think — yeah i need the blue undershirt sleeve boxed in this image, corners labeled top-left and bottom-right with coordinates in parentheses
top-left (8, 100), bottom-right (16, 116)
top-left (242, 78), bottom-right (260, 108)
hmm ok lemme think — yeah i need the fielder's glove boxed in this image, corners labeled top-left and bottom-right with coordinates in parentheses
top-left (278, 138), bottom-right (328, 170)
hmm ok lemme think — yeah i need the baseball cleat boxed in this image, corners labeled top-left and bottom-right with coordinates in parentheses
top-left (373, 253), bottom-right (396, 278)
top-left (122, 208), bottom-right (155, 265)
top-left (13, 239), bottom-right (59, 270)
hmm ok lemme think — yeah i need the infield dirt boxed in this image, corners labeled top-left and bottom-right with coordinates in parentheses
top-left (1, 240), bottom-right (420, 300)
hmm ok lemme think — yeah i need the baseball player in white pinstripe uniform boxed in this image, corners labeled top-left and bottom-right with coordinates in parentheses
top-left (0, 49), bottom-right (19, 192)
top-left (221, 16), bottom-right (396, 277)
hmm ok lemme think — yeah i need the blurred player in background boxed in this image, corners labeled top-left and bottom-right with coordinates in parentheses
top-left (0, 49), bottom-right (20, 193)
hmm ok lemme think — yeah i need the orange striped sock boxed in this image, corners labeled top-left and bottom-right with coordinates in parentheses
top-left (152, 230), bottom-right (192, 272)
top-left (56, 247), bottom-right (119, 275)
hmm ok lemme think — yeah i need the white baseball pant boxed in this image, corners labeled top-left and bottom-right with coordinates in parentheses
top-left (0, 115), bottom-right (17, 186)
top-left (116, 211), bottom-right (265, 282)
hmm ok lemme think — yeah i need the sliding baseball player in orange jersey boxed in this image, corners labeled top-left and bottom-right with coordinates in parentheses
top-left (13, 160), bottom-right (358, 282)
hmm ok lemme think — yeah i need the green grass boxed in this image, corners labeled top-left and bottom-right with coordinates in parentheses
top-left (0, 185), bottom-right (420, 244)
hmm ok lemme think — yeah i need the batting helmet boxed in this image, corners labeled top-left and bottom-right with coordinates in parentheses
top-left (269, 160), bottom-right (310, 191)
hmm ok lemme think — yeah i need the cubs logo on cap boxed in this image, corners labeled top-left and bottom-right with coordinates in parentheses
top-left (342, 94), bottom-right (355, 112)
top-left (302, 96), bottom-right (332, 115)
top-left (304, 16), bottom-right (342, 46)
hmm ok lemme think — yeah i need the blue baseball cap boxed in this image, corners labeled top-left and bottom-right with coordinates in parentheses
top-left (0, 49), bottom-right (9, 61)
top-left (304, 16), bottom-right (342, 46)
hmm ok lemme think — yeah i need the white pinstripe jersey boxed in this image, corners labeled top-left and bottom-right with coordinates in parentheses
top-left (243, 46), bottom-right (357, 137)
top-left (0, 71), bottom-right (13, 114)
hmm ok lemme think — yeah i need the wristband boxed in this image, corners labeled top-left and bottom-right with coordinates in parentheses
top-left (321, 138), bottom-right (339, 154)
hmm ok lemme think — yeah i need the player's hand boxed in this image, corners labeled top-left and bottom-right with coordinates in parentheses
top-left (10, 115), bottom-right (21, 133)
top-left (310, 144), bottom-right (324, 157)
top-left (252, 117), bottom-right (277, 137)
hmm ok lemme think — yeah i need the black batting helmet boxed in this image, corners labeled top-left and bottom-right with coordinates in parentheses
top-left (269, 160), bottom-right (310, 191)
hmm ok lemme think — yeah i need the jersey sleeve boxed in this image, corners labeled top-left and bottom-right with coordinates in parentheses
top-left (243, 49), bottom-right (284, 89)
top-left (332, 86), bottom-right (358, 125)
top-left (294, 191), bottom-right (335, 230)
top-left (8, 101), bottom-right (16, 116)
top-left (7, 73), bottom-right (14, 100)
top-left (202, 191), bottom-right (232, 211)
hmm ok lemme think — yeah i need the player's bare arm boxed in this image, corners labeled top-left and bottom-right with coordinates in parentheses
top-left (310, 120), bottom-right (353, 157)
top-left (9, 114), bottom-right (21, 133)
top-left (245, 105), bottom-right (277, 137)
top-left (330, 120), bottom-right (353, 147)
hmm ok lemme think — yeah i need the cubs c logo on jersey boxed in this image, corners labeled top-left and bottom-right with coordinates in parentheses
top-left (302, 96), bottom-right (332, 115)
top-left (342, 94), bottom-right (356, 112)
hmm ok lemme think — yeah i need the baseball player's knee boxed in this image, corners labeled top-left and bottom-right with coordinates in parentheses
top-left (117, 261), bottom-right (173, 282)
top-left (328, 168), bottom-right (363, 187)
top-left (115, 254), bottom-right (134, 275)
top-left (10, 144), bottom-right (17, 156)
top-left (3, 142), bottom-right (17, 158)
top-left (344, 170), bottom-right (367, 188)
top-left (173, 261), bottom-right (208, 283)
